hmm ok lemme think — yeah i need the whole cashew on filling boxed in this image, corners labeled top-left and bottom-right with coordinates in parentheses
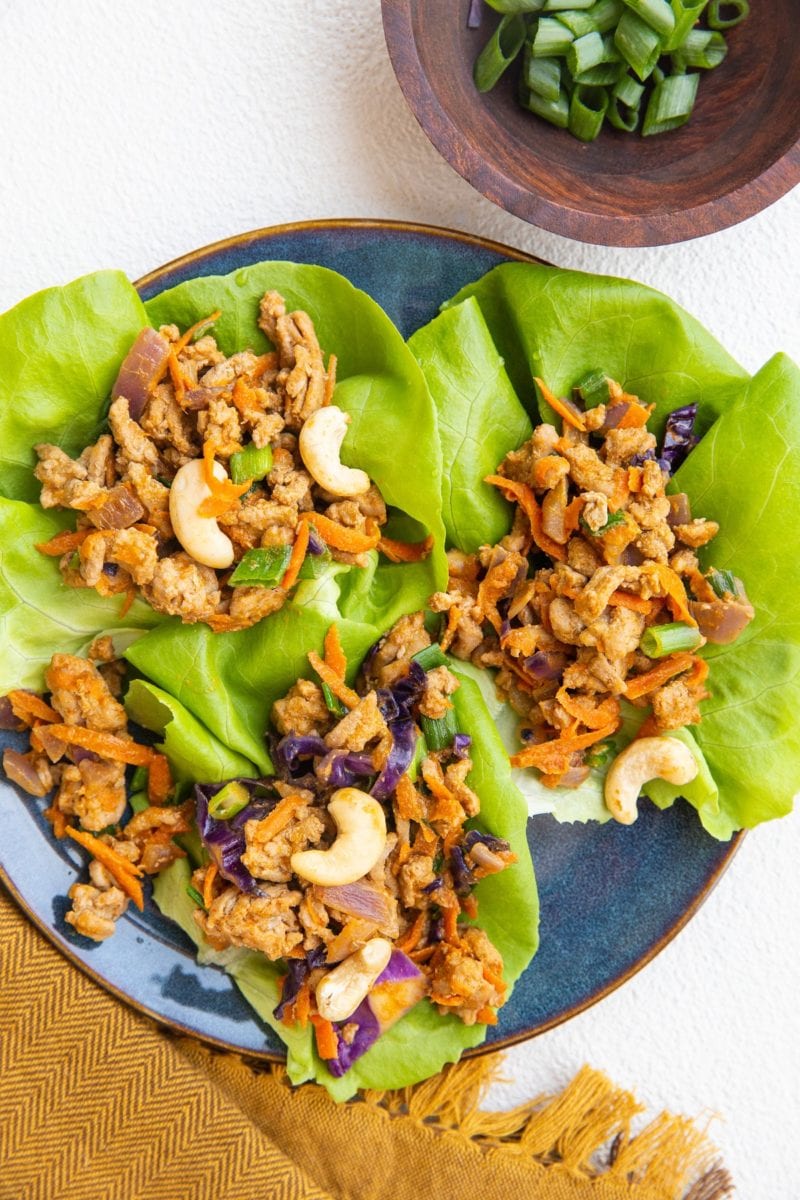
top-left (169, 457), bottom-right (235, 569)
top-left (291, 787), bottom-right (387, 886)
top-left (298, 405), bottom-right (371, 497)
top-left (604, 736), bottom-right (698, 825)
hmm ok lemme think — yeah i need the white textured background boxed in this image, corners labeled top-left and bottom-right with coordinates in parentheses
top-left (1, 2), bottom-right (798, 1195)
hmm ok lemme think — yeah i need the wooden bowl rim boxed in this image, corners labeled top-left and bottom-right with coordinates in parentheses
top-left (382, 0), bottom-right (800, 247)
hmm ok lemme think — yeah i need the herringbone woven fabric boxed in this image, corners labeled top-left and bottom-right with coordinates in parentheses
top-left (0, 887), bottom-right (730, 1200)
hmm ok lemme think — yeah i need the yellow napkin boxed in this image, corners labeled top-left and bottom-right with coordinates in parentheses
top-left (0, 887), bottom-right (731, 1200)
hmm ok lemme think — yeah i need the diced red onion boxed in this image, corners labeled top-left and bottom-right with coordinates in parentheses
top-left (317, 882), bottom-right (393, 926)
top-left (88, 485), bottom-right (146, 530)
top-left (0, 696), bottom-right (21, 731)
top-left (306, 525), bottom-right (326, 556)
top-left (182, 386), bottom-right (227, 411)
top-left (667, 493), bottom-right (692, 527)
top-left (554, 765), bottom-right (591, 789)
top-left (111, 327), bottom-right (171, 420)
top-left (524, 651), bottom-right (567, 680)
top-left (453, 733), bottom-right (472, 759)
top-left (601, 402), bottom-right (631, 432)
top-left (3, 749), bottom-right (49, 797)
top-left (689, 596), bottom-right (755, 645)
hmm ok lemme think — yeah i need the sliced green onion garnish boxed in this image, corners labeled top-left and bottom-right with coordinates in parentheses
top-left (229, 442), bottom-right (273, 485)
top-left (531, 16), bottom-right (575, 55)
top-left (420, 709), bottom-right (459, 752)
top-left (642, 72), bottom-right (698, 134)
top-left (574, 369), bottom-right (613, 407)
top-left (569, 83), bottom-right (609, 140)
top-left (671, 28), bottom-right (727, 70)
top-left (640, 622), bottom-right (703, 658)
top-left (485, 0), bottom-right (546, 10)
top-left (525, 51), bottom-right (563, 100)
top-left (586, 740), bottom-right (616, 768)
top-left (620, 0), bottom-right (676, 37)
top-left (321, 681), bottom-right (347, 718)
top-left (663, 0), bottom-right (710, 51)
top-left (614, 9), bottom-right (662, 78)
top-left (129, 791), bottom-right (149, 815)
top-left (544, 0), bottom-right (594, 9)
top-left (707, 0), bottom-right (748, 29)
top-left (186, 884), bottom-right (206, 908)
top-left (521, 86), bottom-right (571, 127)
top-left (228, 544), bottom-right (292, 587)
top-left (129, 765), bottom-right (149, 792)
top-left (581, 508), bottom-right (626, 536)
top-left (613, 71), bottom-right (646, 104)
top-left (412, 644), bottom-right (450, 671)
top-left (575, 60), bottom-right (625, 85)
top-left (407, 731), bottom-right (428, 783)
top-left (567, 30), bottom-right (606, 75)
top-left (208, 781), bottom-right (251, 821)
top-left (474, 13), bottom-right (528, 91)
top-left (607, 94), bottom-right (640, 129)
top-left (708, 568), bottom-right (738, 598)
top-left (556, 0), bottom-right (624, 36)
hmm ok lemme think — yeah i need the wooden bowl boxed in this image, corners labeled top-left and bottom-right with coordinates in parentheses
top-left (382, 0), bottom-right (800, 246)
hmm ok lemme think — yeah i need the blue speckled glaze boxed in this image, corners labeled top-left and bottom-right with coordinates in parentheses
top-left (0, 222), bottom-right (739, 1060)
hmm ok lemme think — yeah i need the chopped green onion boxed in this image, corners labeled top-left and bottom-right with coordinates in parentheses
top-left (321, 681), bottom-right (347, 717)
top-left (556, 0), bottom-right (624, 36)
top-left (613, 71), bottom-right (646, 104)
top-left (567, 30), bottom-right (606, 74)
top-left (707, 0), bottom-right (748, 29)
top-left (208, 781), bottom-right (251, 820)
top-left (586, 740), bottom-right (616, 768)
top-left (640, 622), bottom-right (704, 658)
top-left (129, 765), bottom-right (149, 792)
top-left (407, 731), bottom-right (428, 783)
top-left (544, 0), bottom-right (594, 8)
top-left (531, 16), bottom-right (576, 55)
top-left (575, 60), bottom-right (625, 85)
top-left (620, 0), bottom-right (675, 37)
top-left (420, 710), bottom-right (459, 752)
top-left (607, 94), bottom-right (640, 129)
top-left (574, 369), bottom-right (613, 407)
top-left (663, 0), bottom-right (709, 51)
top-left (228, 545), bottom-right (291, 587)
top-left (229, 442), bottom-right (273, 485)
top-left (129, 791), bottom-right (149, 814)
top-left (642, 71), bottom-right (698, 134)
top-left (525, 51), bottom-right (563, 100)
top-left (708, 568), bottom-right (738, 598)
top-left (671, 28), bottom-right (727, 69)
top-left (569, 83), bottom-right (609, 140)
top-left (614, 9), bottom-right (662, 78)
top-left (581, 508), bottom-right (626, 536)
top-left (521, 86), bottom-right (571, 126)
top-left (412, 644), bottom-right (450, 671)
top-left (484, 0), bottom-right (546, 10)
top-left (474, 13), bottom-right (528, 90)
top-left (186, 884), bottom-right (206, 908)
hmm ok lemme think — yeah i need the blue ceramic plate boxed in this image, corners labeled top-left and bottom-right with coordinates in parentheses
top-left (0, 220), bottom-right (740, 1059)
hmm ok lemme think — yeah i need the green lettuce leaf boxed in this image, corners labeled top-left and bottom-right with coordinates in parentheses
top-left (407, 297), bottom-right (532, 552)
top-left (0, 270), bottom-right (148, 502)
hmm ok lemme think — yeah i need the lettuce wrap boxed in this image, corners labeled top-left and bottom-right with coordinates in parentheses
top-left (408, 263), bottom-right (800, 838)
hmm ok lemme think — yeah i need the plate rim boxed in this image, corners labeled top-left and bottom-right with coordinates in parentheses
top-left (1, 217), bottom-right (744, 1064)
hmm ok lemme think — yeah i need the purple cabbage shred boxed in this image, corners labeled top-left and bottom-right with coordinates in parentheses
top-left (273, 945), bottom-right (327, 1021)
top-left (660, 403), bottom-right (699, 474)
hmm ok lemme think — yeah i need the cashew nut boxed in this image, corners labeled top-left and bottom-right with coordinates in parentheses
top-left (169, 458), bottom-right (235, 569)
top-left (298, 405), bottom-right (371, 497)
top-left (290, 787), bottom-right (386, 885)
top-left (604, 736), bottom-right (698, 825)
top-left (315, 937), bottom-right (393, 1022)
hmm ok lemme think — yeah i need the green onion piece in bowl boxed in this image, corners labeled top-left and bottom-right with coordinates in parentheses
top-left (707, 0), bottom-right (749, 29)
top-left (614, 72), bottom-right (646, 105)
top-left (543, 0), bottom-right (594, 9)
top-left (672, 28), bottom-right (727, 70)
top-left (642, 71), bottom-right (699, 133)
top-left (525, 51), bottom-right (563, 100)
top-left (575, 60), bottom-right (625, 86)
top-left (474, 13), bottom-right (528, 91)
top-left (412, 644), bottom-right (450, 671)
top-left (208, 781), bottom-right (251, 820)
top-left (614, 9), bottom-right (663, 79)
top-left (556, 0), bottom-right (624, 36)
top-left (228, 544), bottom-right (291, 587)
top-left (574, 369), bottom-right (613, 407)
top-left (322, 682), bottom-right (347, 718)
top-left (663, 0), bottom-right (710, 51)
top-left (620, 0), bottom-right (676, 37)
top-left (420, 709), bottom-right (459, 752)
top-left (607, 95), bottom-right (641, 129)
top-left (229, 442), bottom-right (273, 485)
top-left (484, 0), bottom-right (546, 11)
top-left (521, 86), bottom-right (571, 126)
top-left (640, 622), bottom-right (704, 658)
top-left (531, 16), bottom-right (575, 55)
top-left (569, 84), bottom-right (610, 140)
top-left (567, 30), bottom-right (606, 75)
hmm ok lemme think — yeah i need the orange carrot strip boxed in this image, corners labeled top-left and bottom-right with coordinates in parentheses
top-left (378, 534), bottom-right (434, 564)
top-left (556, 689), bottom-right (620, 732)
top-left (534, 377), bottom-right (586, 432)
top-left (44, 804), bottom-right (68, 839)
top-left (627, 466), bottom-right (644, 493)
top-left (510, 720), bottom-right (619, 772)
top-left (42, 725), bottom-right (156, 767)
top-left (202, 862), bottom-right (218, 910)
top-left (687, 656), bottom-right (710, 691)
top-left (254, 792), bottom-right (307, 843)
top-left (307, 650), bottom-right (360, 709)
top-left (608, 590), bottom-right (655, 615)
top-left (432, 994), bottom-right (468, 1007)
top-left (311, 1015), bottom-right (339, 1060)
top-left (443, 905), bottom-right (460, 943)
top-left (633, 715), bottom-right (661, 740)
top-left (617, 401), bottom-right (654, 429)
top-left (66, 828), bottom-right (144, 910)
top-left (653, 564), bottom-right (697, 626)
top-left (200, 441), bottom-right (250, 511)
top-left (409, 945), bottom-right (436, 964)
top-left (563, 496), bottom-right (585, 538)
top-left (476, 1006), bottom-right (498, 1026)
top-left (294, 980), bottom-right (312, 1029)
top-left (147, 753), bottom-right (173, 805)
top-left (624, 653), bottom-right (696, 700)
top-left (323, 354), bottom-right (337, 406)
top-left (461, 894), bottom-right (478, 920)
top-left (395, 774), bottom-right (425, 822)
top-left (8, 691), bottom-right (60, 726)
top-left (482, 966), bottom-right (507, 994)
top-left (533, 456), bottom-right (566, 491)
top-left (35, 529), bottom-right (90, 557)
top-left (119, 586), bottom-right (137, 619)
top-left (167, 350), bottom-right (188, 408)
top-left (484, 476), bottom-right (567, 563)
top-left (281, 520), bottom-right (310, 591)
top-left (323, 624), bottom-right (347, 680)
top-left (396, 910), bottom-right (426, 953)
top-left (299, 512), bottom-right (381, 553)
top-left (174, 310), bottom-right (222, 355)
top-left (439, 604), bottom-right (462, 654)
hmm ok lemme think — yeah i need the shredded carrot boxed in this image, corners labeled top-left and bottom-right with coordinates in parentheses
top-left (8, 691), bottom-right (60, 726)
top-left (119, 586), bottom-right (137, 619)
top-left (294, 980), bottom-right (312, 1029)
top-left (535, 377), bottom-right (586, 432)
top-left (409, 945), bottom-right (435, 964)
top-left (608, 590), bottom-right (654, 615)
top-left (556, 689), bottom-right (620, 731)
top-left (393, 840), bottom-right (412, 872)
top-left (633, 715), bottom-right (661, 740)
top-left (624, 653), bottom-right (696, 700)
top-left (395, 774), bottom-right (425, 822)
top-left (307, 650), bottom-right (360, 709)
top-left (202, 862), bottom-right (218, 910)
top-left (44, 804), bottom-right (68, 839)
top-left (205, 614), bottom-right (248, 633)
top-left (396, 910), bottom-right (426, 953)
top-left (686, 568), bottom-right (718, 605)
top-left (255, 792), bottom-right (307, 843)
top-left (199, 441), bottom-right (250, 516)
top-left (378, 534), bottom-right (434, 564)
top-left (627, 466), bottom-right (644, 493)
top-left (500, 626), bottom-right (541, 657)
top-left (147, 753), bottom-right (173, 805)
top-left (167, 350), bottom-right (188, 408)
top-left (533, 455), bottom-right (567, 491)
top-left (686, 656), bottom-right (710, 692)
top-left (652, 564), bottom-right (697, 626)
top-left (420, 759), bottom-right (462, 825)
top-left (461, 894), bottom-right (478, 920)
top-left (442, 905), bottom-right (460, 943)
top-left (439, 604), bottom-right (462, 654)
top-left (298, 511), bottom-right (381, 553)
top-left (323, 354), bottom-right (337, 406)
top-left (432, 993), bottom-right (467, 1007)
top-left (310, 1015), bottom-right (339, 1060)
top-left (41, 725), bottom-right (157, 767)
top-left (617, 401), bottom-right (654, 429)
top-left (510, 720), bottom-right (619, 772)
top-left (35, 529), bottom-right (90, 557)
top-left (323, 624), bottom-right (347, 680)
top-left (66, 828), bottom-right (144, 910)
top-left (281, 520), bottom-right (310, 591)
top-left (482, 966), bottom-right (507, 994)
top-left (173, 310), bottom-right (222, 356)
top-left (563, 496), bottom-right (584, 538)
top-left (476, 1006), bottom-right (498, 1025)
top-left (484, 475), bottom-right (567, 563)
